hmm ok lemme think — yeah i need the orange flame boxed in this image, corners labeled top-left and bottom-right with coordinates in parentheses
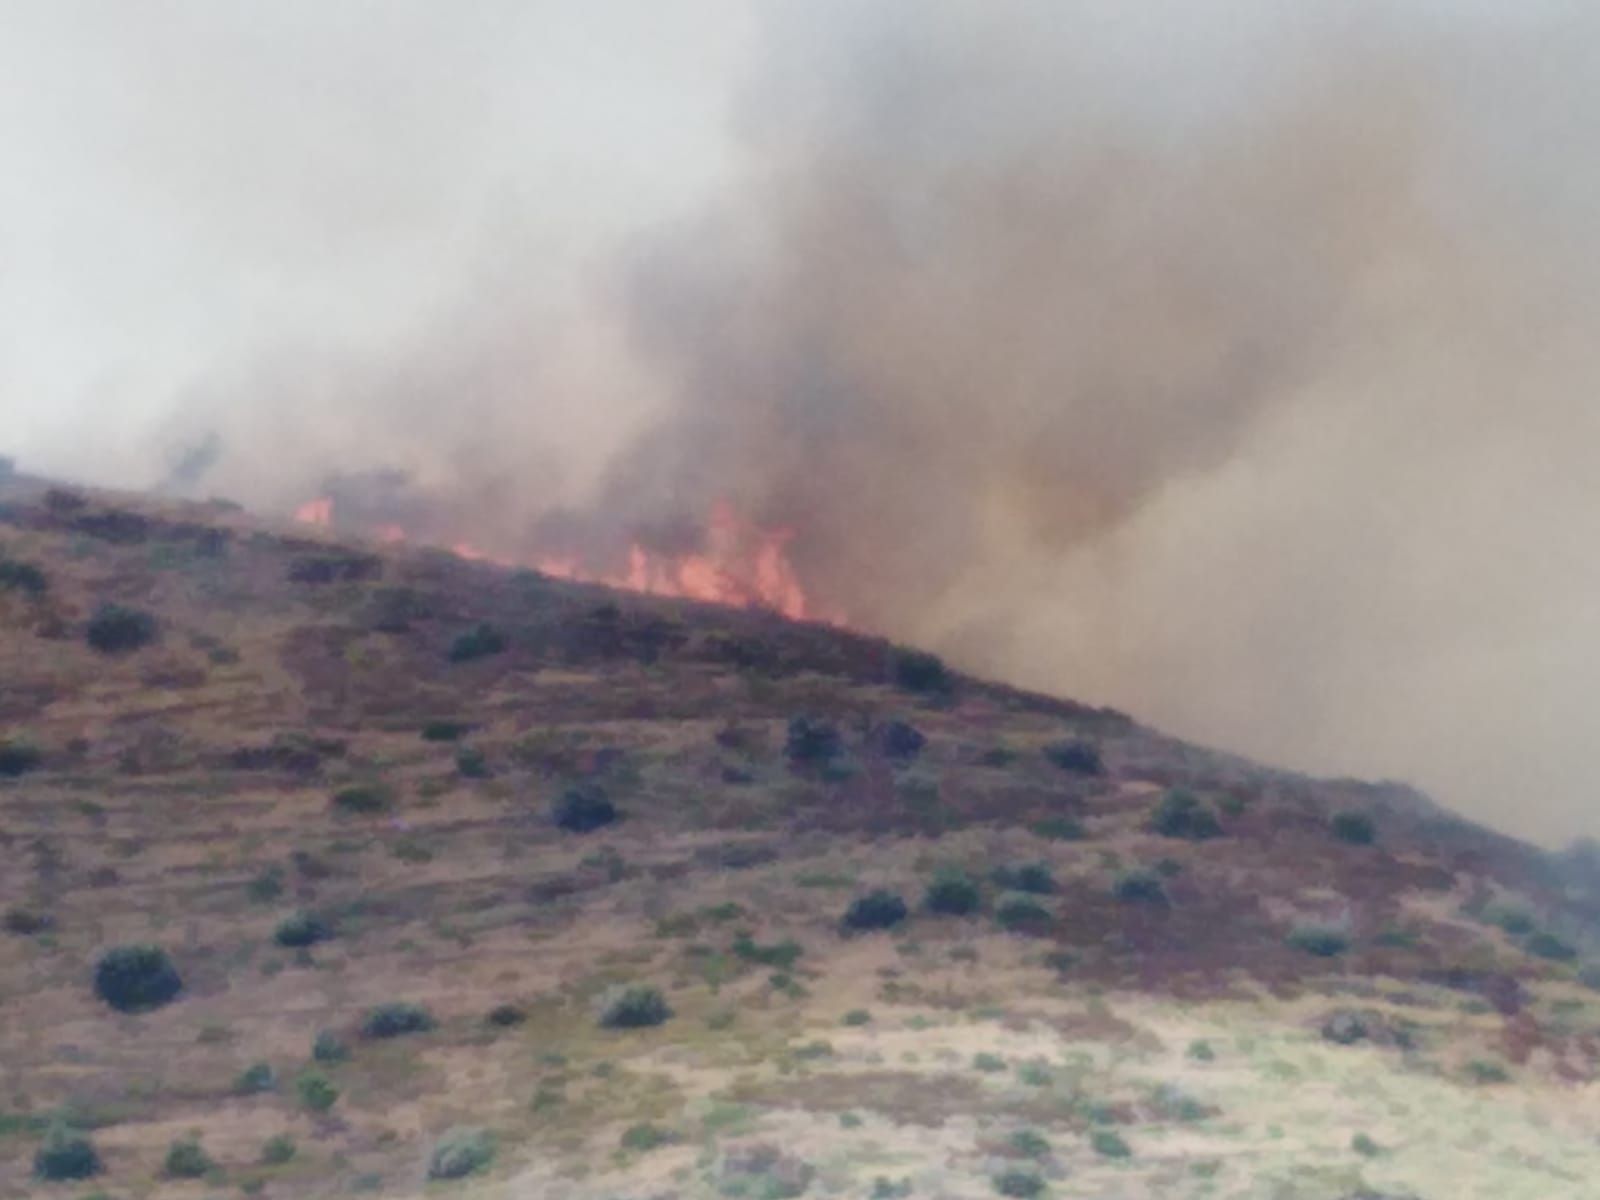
top-left (292, 496), bottom-right (334, 527)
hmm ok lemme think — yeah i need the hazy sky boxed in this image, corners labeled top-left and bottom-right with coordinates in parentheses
top-left (3, 2), bottom-right (1599, 845)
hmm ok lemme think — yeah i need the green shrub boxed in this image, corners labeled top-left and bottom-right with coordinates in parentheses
top-left (164, 1136), bottom-right (214, 1179)
top-left (620, 1122), bottom-right (674, 1152)
top-left (892, 648), bottom-right (952, 694)
top-left (552, 782), bottom-right (617, 832)
top-left (733, 933), bottom-right (804, 969)
top-left (1187, 1040), bottom-right (1216, 1062)
top-left (247, 867), bottom-right (285, 904)
top-left (973, 1052), bottom-right (1007, 1072)
top-left (260, 1134), bottom-right (297, 1165)
top-left (1524, 930), bottom-right (1578, 962)
top-left (86, 604), bottom-right (158, 654)
top-left (1483, 903), bottom-right (1536, 936)
top-left (296, 1069), bottom-right (340, 1112)
top-left (33, 1123), bottom-right (101, 1181)
top-left (993, 1167), bottom-right (1045, 1197)
top-left (598, 985), bottom-right (672, 1029)
top-left (1465, 1058), bottom-right (1510, 1084)
top-left (1031, 816), bottom-right (1086, 841)
top-left (1286, 925), bottom-right (1349, 957)
top-left (879, 719), bottom-right (926, 760)
top-left (93, 944), bottom-right (182, 1012)
top-left (360, 1002), bottom-right (435, 1039)
top-left (486, 1003), bottom-right (526, 1027)
top-left (3, 906), bottom-right (51, 935)
top-left (924, 872), bottom-right (982, 916)
top-left (996, 896), bottom-right (1052, 933)
top-left (274, 910), bottom-right (332, 948)
top-left (1113, 869), bottom-right (1168, 905)
top-left (1009, 1129), bottom-right (1052, 1159)
top-left (455, 746), bottom-right (490, 778)
top-left (428, 1127), bottom-right (495, 1180)
top-left (233, 1061), bottom-right (276, 1095)
top-left (0, 737), bottom-right (42, 777)
top-left (1150, 790), bottom-right (1222, 840)
top-left (421, 720), bottom-right (473, 742)
top-left (1351, 1132), bottom-right (1381, 1157)
top-left (1044, 739), bottom-right (1102, 774)
top-left (331, 783), bottom-right (392, 815)
top-left (992, 863), bottom-right (1055, 894)
top-left (842, 1009), bottom-right (873, 1026)
top-left (1330, 811), bottom-right (1377, 845)
top-left (0, 558), bottom-right (48, 596)
top-left (447, 623), bottom-right (507, 663)
top-left (842, 890), bottom-right (908, 932)
top-left (786, 716), bottom-right (842, 764)
top-left (312, 1030), bottom-right (349, 1063)
top-left (1091, 1130), bottom-right (1132, 1158)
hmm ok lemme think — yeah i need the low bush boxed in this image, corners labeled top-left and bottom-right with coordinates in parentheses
top-left (786, 716), bottom-right (842, 765)
top-left (33, 1124), bottom-right (101, 1182)
top-left (447, 623), bottom-right (507, 663)
top-left (993, 1168), bottom-right (1045, 1197)
top-left (486, 1003), bottom-right (526, 1027)
top-left (421, 720), bottom-right (473, 742)
top-left (925, 872), bottom-right (982, 916)
top-left (733, 933), bottom-right (804, 969)
top-left (233, 1061), bottom-right (276, 1095)
top-left (164, 1136), bottom-right (214, 1179)
top-left (260, 1134), bottom-right (297, 1165)
top-left (552, 782), bottom-right (617, 832)
top-left (1044, 738), bottom-right (1102, 774)
top-left (1286, 924), bottom-right (1350, 957)
top-left (1351, 1132), bottom-right (1381, 1157)
top-left (598, 985), bottom-right (672, 1029)
top-left (842, 1009), bottom-right (873, 1026)
top-left (1113, 869), bottom-right (1168, 905)
top-left (1330, 811), bottom-right (1377, 845)
top-left (972, 1052), bottom-right (1007, 1072)
top-left (86, 604), bottom-right (158, 654)
top-left (330, 783), bottom-right (392, 815)
top-left (93, 944), bottom-right (182, 1012)
top-left (992, 862), bottom-right (1056, 894)
top-left (892, 648), bottom-right (952, 695)
top-left (274, 910), bottom-right (332, 948)
top-left (3, 907), bottom-right (51, 935)
top-left (311, 1030), bottom-right (349, 1063)
top-left (296, 1069), bottom-right (341, 1112)
top-left (455, 746), bottom-right (490, 778)
top-left (360, 1002), bottom-right (435, 1039)
top-left (842, 890), bottom-right (909, 933)
top-left (879, 719), bottom-right (926, 760)
top-left (0, 558), bottom-right (48, 596)
top-left (620, 1122), bottom-right (674, 1152)
top-left (1031, 816), bottom-right (1086, 841)
top-left (1091, 1130), bottom-right (1132, 1158)
top-left (996, 896), bottom-right (1052, 933)
top-left (1524, 930), bottom-right (1578, 962)
top-left (1009, 1129), bottom-right (1052, 1159)
top-left (0, 737), bottom-right (42, 777)
top-left (1150, 789), bottom-right (1222, 840)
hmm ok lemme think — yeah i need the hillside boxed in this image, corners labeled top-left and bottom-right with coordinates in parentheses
top-left (2, 475), bottom-right (1599, 1200)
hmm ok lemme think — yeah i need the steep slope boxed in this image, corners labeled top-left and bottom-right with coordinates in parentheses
top-left (1, 477), bottom-right (1598, 1200)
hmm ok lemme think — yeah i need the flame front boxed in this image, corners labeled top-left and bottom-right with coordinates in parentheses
top-left (295, 497), bottom-right (828, 622)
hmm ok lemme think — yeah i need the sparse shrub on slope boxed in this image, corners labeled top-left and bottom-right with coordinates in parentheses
top-left (0, 737), bottom-right (42, 777)
top-left (260, 1134), bottom-right (297, 1165)
top-left (330, 783), bottom-right (392, 815)
top-left (296, 1069), bottom-right (340, 1112)
top-left (312, 1030), bottom-right (349, 1063)
top-left (598, 985), bottom-right (672, 1029)
top-left (163, 1135), bottom-right (214, 1179)
top-left (892, 648), bottom-right (952, 695)
top-left (1287, 924), bottom-right (1349, 957)
top-left (93, 944), bottom-right (182, 1012)
top-left (994, 1168), bottom-right (1045, 1197)
top-left (233, 1061), bottom-right (276, 1095)
top-left (455, 746), bottom-right (491, 778)
top-left (361, 1002), bottom-right (436, 1039)
top-left (992, 862), bottom-right (1056, 894)
top-left (1150, 789), bottom-right (1222, 840)
top-left (924, 872), bottom-right (982, 916)
top-left (1524, 930), bottom-right (1578, 962)
top-left (552, 782), bottom-right (617, 832)
top-left (842, 890), bottom-right (909, 932)
top-left (447, 622), bottom-right (507, 663)
top-left (1113, 868), bottom-right (1168, 906)
top-left (33, 1124), bottom-right (101, 1182)
top-left (86, 604), bottom-right (158, 654)
top-left (1330, 811), bottom-right (1377, 845)
top-left (421, 719), bottom-right (473, 742)
top-left (274, 910), bottom-right (332, 948)
top-left (733, 933), bottom-right (804, 969)
top-left (429, 1126), bottom-right (495, 1180)
top-left (995, 896), bottom-right (1052, 934)
top-left (786, 716), bottom-right (842, 765)
top-left (0, 557), bottom-right (48, 597)
top-left (486, 1003), bottom-right (526, 1027)
top-left (878, 719), bottom-right (926, 761)
top-left (1044, 738), bottom-right (1102, 775)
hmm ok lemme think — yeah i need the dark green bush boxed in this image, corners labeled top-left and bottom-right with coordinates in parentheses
top-left (1330, 811), bottom-right (1377, 845)
top-left (0, 558), bottom-right (48, 596)
top-left (360, 1002), bottom-right (435, 1039)
top-left (552, 782), bottom-right (617, 832)
top-left (786, 716), bottom-right (842, 765)
top-left (455, 746), bottom-right (490, 778)
top-left (924, 873), bottom-right (982, 916)
top-left (1286, 925), bottom-right (1350, 957)
top-left (1009, 1129), bottom-right (1051, 1159)
top-left (428, 1126), bottom-right (495, 1180)
top-left (1091, 1130), bottom-right (1132, 1158)
top-left (233, 1061), bottom-right (276, 1095)
top-left (1031, 816), bottom-right (1087, 841)
top-left (892, 649), bottom-right (952, 694)
top-left (1043, 739), bottom-right (1102, 774)
top-left (486, 1003), bottom-right (526, 1027)
top-left (1524, 930), bottom-right (1578, 962)
top-left (447, 623), bottom-right (507, 663)
top-left (86, 604), bottom-right (158, 654)
top-left (3, 906), bottom-right (51, 935)
top-left (598, 985), bottom-right (673, 1029)
top-left (330, 783), bottom-right (392, 815)
top-left (0, 737), bottom-right (42, 777)
top-left (93, 944), bottom-right (182, 1012)
top-left (1150, 790), bottom-right (1222, 840)
top-left (260, 1134), bottom-right (297, 1165)
top-left (842, 890), bottom-right (909, 933)
top-left (993, 1168), bottom-right (1045, 1197)
top-left (879, 719), bottom-right (926, 760)
top-left (1113, 869), bottom-right (1168, 905)
top-left (164, 1136), bottom-right (214, 1179)
top-left (33, 1124), bottom-right (101, 1181)
top-left (995, 896), bottom-right (1052, 933)
top-left (295, 1069), bottom-right (340, 1112)
top-left (421, 720), bottom-right (473, 742)
top-left (274, 910), bottom-right (332, 948)
top-left (992, 863), bottom-right (1056, 895)
top-left (620, 1122), bottom-right (674, 1152)
top-left (311, 1030), bottom-right (349, 1063)
top-left (733, 933), bottom-right (804, 969)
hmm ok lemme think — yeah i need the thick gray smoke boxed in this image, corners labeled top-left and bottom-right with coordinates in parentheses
top-left (6, 2), bottom-right (1600, 842)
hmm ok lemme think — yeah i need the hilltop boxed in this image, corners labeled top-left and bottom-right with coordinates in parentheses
top-left (2, 474), bottom-right (1599, 1200)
